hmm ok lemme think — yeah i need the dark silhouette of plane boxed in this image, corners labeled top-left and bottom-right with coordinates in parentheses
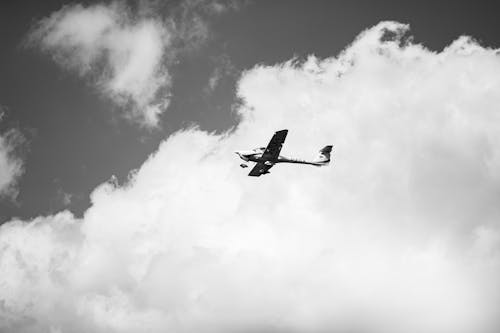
top-left (235, 129), bottom-right (332, 176)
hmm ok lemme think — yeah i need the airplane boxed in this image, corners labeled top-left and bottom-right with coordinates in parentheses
top-left (235, 129), bottom-right (333, 177)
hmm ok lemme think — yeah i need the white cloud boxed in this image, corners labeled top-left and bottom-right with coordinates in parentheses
top-left (3, 21), bottom-right (500, 332)
top-left (30, 2), bottom-right (171, 127)
top-left (29, 0), bottom-right (243, 128)
top-left (205, 54), bottom-right (236, 93)
top-left (0, 111), bottom-right (24, 199)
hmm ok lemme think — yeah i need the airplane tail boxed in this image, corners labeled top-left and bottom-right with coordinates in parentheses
top-left (314, 145), bottom-right (333, 165)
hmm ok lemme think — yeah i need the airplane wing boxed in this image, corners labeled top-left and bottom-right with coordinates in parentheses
top-left (247, 129), bottom-right (288, 177)
top-left (261, 129), bottom-right (288, 161)
top-left (248, 162), bottom-right (273, 177)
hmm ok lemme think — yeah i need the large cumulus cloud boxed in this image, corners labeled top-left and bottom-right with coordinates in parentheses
top-left (2, 21), bottom-right (500, 333)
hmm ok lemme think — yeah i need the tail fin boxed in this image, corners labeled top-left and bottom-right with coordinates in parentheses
top-left (314, 145), bottom-right (333, 165)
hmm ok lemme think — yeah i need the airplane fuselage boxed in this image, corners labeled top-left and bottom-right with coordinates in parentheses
top-left (235, 149), bottom-right (322, 166)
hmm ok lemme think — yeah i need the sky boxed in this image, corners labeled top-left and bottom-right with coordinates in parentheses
top-left (1, 1), bottom-right (500, 333)
top-left (2, 0), bottom-right (500, 220)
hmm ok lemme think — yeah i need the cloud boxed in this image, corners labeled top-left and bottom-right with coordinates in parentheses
top-left (29, 2), bottom-right (171, 127)
top-left (171, 0), bottom-right (245, 51)
top-left (29, 0), bottom-right (241, 127)
top-left (205, 54), bottom-right (236, 93)
top-left (0, 109), bottom-right (24, 199)
top-left (2, 21), bottom-right (500, 332)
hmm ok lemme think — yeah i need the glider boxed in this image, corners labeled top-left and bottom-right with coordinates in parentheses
top-left (235, 129), bottom-right (332, 177)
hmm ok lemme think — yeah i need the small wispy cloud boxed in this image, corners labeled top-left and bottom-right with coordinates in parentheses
top-left (29, 2), bottom-right (170, 127)
top-left (28, 0), bottom-right (243, 128)
top-left (205, 54), bottom-right (236, 93)
top-left (0, 108), bottom-right (25, 200)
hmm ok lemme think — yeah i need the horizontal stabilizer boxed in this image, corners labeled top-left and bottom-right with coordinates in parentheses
top-left (314, 145), bottom-right (333, 165)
